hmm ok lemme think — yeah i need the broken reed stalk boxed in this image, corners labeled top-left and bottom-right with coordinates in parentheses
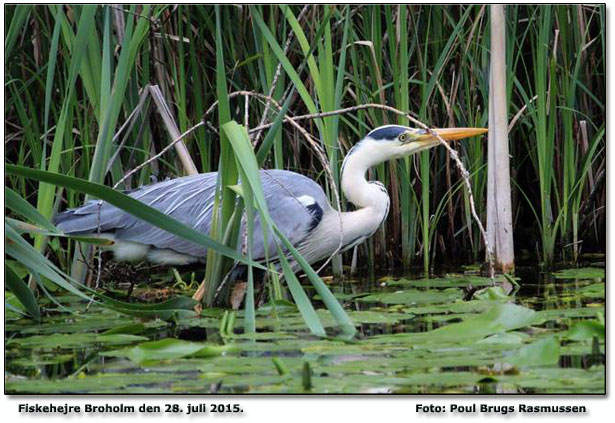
top-left (148, 85), bottom-right (198, 176)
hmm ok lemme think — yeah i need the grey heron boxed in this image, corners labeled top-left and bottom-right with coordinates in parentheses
top-left (54, 125), bottom-right (487, 267)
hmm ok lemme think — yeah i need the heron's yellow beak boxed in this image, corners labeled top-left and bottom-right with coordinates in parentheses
top-left (416, 127), bottom-right (488, 142)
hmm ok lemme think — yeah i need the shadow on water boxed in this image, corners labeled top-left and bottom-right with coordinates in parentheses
top-left (5, 264), bottom-right (605, 394)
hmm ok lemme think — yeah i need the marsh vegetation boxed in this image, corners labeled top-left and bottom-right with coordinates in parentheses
top-left (4, 5), bottom-right (605, 393)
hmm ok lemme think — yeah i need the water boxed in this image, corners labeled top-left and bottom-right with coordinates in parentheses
top-left (5, 266), bottom-right (605, 394)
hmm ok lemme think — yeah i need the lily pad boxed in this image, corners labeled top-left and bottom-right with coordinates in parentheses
top-left (103, 338), bottom-right (238, 365)
top-left (552, 267), bottom-right (604, 280)
top-left (5, 372), bottom-right (185, 394)
top-left (385, 275), bottom-right (496, 288)
top-left (566, 320), bottom-right (605, 341)
top-left (425, 303), bottom-right (538, 341)
top-left (473, 285), bottom-right (512, 300)
top-left (404, 300), bottom-right (506, 315)
top-left (4, 265), bottom-right (606, 394)
top-left (507, 337), bottom-right (561, 367)
top-left (10, 354), bottom-right (75, 367)
top-left (576, 283), bottom-right (605, 299)
top-left (7, 333), bottom-right (148, 349)
top-left (493, 366), bottom-right (604, 393)
top-left (534, 307), bottom-right (605, 324)
top-left (357, 288), bottom-right (463, 305)
top-left (477, 332), bottom-right (528, 345)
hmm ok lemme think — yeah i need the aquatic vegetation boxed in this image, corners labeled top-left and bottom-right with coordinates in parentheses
top-left (552, 267), bottom-right (605, 279)
top-left (3, 4), bottom-right (606, 395)
top-left (5, 5), bottom-right (605, 288)
top-left (5, 269), bottom-right (605, 394)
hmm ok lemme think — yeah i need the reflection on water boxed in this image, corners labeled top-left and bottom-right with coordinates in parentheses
top-left (5, 266), bottom-right (605, 394)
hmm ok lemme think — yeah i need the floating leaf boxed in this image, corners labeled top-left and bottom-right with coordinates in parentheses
top-left (104, 338), bottom-right (237, 364)
top-left (11, 354), bottom-right (75, 367)
top-left (6, 372), bottom-right (182, 394)
top-left (426, 304), bottom-right (537, 341)
top-left (566, 320), bottom-right (605, 341)
top-left (386, 275), bottom-right (497, 288)
top-left (534, 307), bottom-right (605, 324)
top-left (507, 337), bottom-right (560, 367)
top-left (477, 332), bottom-right (528, 345)
top-left (357, 288), bottom-right (463, 305)
top-left (576, 283), bottom-right (605, 299)
top-left (552, 267), bottom-right (605, 279)
top-left (7, 333), bottom-right (148, 349)
top-left (102, 323), bottom-right (147, 336)
top-left (473, 286), bottom-right (512, 300)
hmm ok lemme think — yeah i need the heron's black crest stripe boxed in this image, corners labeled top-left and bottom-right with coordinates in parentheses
top-left (367, 125), bottom-right (408, 141)
top-left (306, 202), bottom-right (324, 232)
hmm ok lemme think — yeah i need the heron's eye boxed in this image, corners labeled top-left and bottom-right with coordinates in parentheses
top-left (399, 134), bottom-right (408, 143)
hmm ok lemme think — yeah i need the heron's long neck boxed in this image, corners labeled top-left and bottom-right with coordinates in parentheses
top-left (341, 143), bottom-right (390, 210)
top-left (337, 143), bottom-right (391, 243)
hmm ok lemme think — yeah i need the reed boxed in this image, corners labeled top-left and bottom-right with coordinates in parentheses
top-left (4, 5), bottom-right (605, 322)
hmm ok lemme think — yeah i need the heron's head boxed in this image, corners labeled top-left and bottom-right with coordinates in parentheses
top-left (341, 124), bottom-right (487, 208)
top-left (358, 125), bottom-right (488, 161)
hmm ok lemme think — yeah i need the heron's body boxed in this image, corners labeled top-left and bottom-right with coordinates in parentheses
top-left (54, 125), bottom-right (486, 267)
top-left (55, 170), bottom-right (333, 265)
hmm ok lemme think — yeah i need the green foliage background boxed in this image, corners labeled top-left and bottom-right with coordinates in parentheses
top-left (5, 5), bottom-right (605, 274)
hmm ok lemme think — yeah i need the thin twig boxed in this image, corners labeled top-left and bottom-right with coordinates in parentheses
top-left (113, 120), bottom-right (206, 189)
top-left (106, 84), bottom-right (152, 175)
top-left (432, 130), bottom-right (494, 279)
top-left (244, 94), bottom-right (249, 129)
top-left (248, 103), bottom-right (421, 134)
top-left (108, 4), bottom-right (159, 26)
top-left (116, 90), bottom-right (275, 189)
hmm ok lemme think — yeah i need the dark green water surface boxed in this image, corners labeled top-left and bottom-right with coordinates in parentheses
top-left (5, 266), bottom-right (605, 394)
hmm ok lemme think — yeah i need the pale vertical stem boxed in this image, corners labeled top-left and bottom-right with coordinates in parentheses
top-left (487, 73), bottom-right (497, 259)
top-left (487, 5), bottom-right (515, 272)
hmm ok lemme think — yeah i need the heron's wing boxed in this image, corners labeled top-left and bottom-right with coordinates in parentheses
top-left (250, 170), bottom-right (330, 260)
top-left (112, 173), bottom-right (219, 256)
top-left (54, 170), bottom-right (330, 261)
top-left (54, 173), bottom-right (218, 257)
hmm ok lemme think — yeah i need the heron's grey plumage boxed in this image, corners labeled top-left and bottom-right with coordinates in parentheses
top-left (55, 170), bottom-right (330, 264)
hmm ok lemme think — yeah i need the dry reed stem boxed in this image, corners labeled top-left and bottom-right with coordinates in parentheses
top-left (148, 85), bottom-right (198, 175)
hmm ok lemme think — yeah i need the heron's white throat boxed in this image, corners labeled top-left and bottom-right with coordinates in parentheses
top-left (339, 138), bottom-right (393, 242)
top-left (341, 138), bottom-right (398, 210)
